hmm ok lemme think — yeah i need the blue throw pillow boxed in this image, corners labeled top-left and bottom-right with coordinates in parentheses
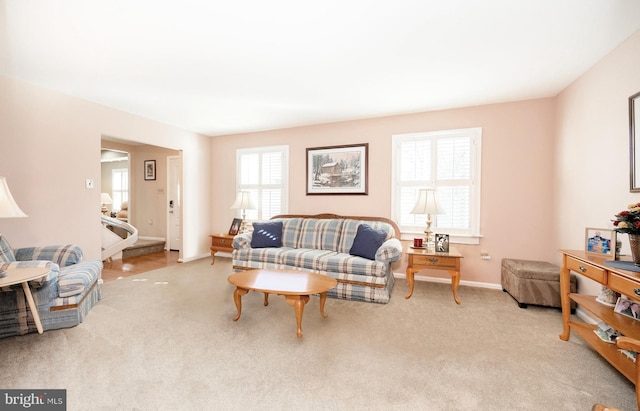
top-left (349, 224), bottom-right (387, 260)
top-left (251, 221), bottom-right (283, 248)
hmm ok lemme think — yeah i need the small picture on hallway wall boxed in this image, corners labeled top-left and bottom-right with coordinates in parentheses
top-left (585, 227), bottom-right (616, 257)
top-left (144, 160), bottom-right (156, 181)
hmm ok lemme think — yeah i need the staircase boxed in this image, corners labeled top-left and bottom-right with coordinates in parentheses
top-left (122, 239), bottom-right (166, 259)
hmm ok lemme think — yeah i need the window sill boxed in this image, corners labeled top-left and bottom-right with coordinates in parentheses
top-left (400, 232), bottom-right (481, 245)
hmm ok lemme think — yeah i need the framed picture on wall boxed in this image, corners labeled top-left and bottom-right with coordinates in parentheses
top-left (144, 160), bottom-right (156, 181)
top-left (585, 227), bottom-right (616, 257)
top-left (306, 143), bottom-right (368, 195)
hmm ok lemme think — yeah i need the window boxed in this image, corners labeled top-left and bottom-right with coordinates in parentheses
top-left (236, 145), bottom-right (288, 222)
top-left (392, 128), bottom-right (481, 244)
top-left (111, 168), bottom-right (129, 211)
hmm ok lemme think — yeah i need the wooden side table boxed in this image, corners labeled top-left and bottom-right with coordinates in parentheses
top-left (405, 247), bottom-right (463, 304)
top-left (209, 234), bottom-right (235, 264)
top-left (0, 266), bottom-right (50, 334)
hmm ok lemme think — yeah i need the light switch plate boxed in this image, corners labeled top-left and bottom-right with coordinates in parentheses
top-left (85, 179), bottom-right (94, 189)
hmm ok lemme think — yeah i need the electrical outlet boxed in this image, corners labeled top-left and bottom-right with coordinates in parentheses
top-left (85, 179), bottom-right (94, 189)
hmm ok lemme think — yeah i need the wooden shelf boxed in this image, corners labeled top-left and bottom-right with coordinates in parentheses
top-left (571, 293), bottom-right (640, 341)
top-left (570, 321), bottom-right (636, 382)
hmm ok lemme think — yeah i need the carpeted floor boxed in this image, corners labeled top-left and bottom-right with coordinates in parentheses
top-left (0, 257), bottom-right (636, 410)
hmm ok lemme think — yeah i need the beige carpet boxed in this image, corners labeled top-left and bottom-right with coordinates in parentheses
top-left (0, 258), bottom-right (636, 410)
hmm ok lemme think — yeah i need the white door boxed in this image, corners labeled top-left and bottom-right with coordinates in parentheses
top-left (167, 155), bottom-right (182, 252)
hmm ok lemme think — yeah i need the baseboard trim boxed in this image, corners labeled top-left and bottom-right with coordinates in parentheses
top-left (392, 272), bottom-right (502, 290)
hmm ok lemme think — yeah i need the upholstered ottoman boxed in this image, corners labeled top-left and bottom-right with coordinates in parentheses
top-left (501, 258), bottom-right (577, 311)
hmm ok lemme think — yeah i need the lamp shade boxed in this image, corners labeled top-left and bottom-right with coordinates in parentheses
top-left (101, 193), bottom-right (113, 205)
top-left (230, 191), bottom-right (256, 210)
top-left (410, 188), bottom-right (444, 215)
top-left (0, 177), bottom-right (27, 218)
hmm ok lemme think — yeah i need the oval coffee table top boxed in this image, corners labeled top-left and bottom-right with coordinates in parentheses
top-left (228, 269), bottom-right (337, 295)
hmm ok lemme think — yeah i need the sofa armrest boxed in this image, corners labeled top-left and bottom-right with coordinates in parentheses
top-left (15, 245), bottom-right (83, 267)
top-left (375, 238), bottom-right (403, 263)
top-left (233, 233), bottom-right (252, 250)
top-left (0, 260), bottom-right (59, 289)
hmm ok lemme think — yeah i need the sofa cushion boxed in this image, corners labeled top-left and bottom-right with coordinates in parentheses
top-left (349, 224), bottom-right (387, 260)
top-left (0, 235), bottom-right (16, 263)
top-left (337, 219), bottom-right (394, 254)
top-left (251, 221), bottom-right (283, 248)
top-left (322, 253), bottom-right (389, 278)
top-left (297, 219), bottom-right (344, 252)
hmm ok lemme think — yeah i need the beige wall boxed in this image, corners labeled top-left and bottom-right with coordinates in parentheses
top-left (0, 76), bottom-right (211, 261)
top-left (2, 27), bottom-right (638, 284)
top-left (555, 29), bottom-right (640, 295)
top-left (211, 98), bottom-right (557, 285)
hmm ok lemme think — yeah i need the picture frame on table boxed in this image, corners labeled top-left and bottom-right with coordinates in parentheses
top-left (614, 296), bottom-right (640, 321)
top-left (144, 160), bottom-right (156, 181)
top-left (435, 234), bottom-right (449, 253)
top-left (585, 227), bottom-right (616, 257)
top-left (228, 218), bottom-right (242, 236)
top-left (306, 143), bottom-right (368, 195)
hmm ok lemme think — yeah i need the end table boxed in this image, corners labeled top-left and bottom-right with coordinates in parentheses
top-left (405, 247), bottom-right (463, 304)
top-left (209, 234), bottom-right (235, 264)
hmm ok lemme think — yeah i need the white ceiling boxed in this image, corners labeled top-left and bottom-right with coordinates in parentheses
top-left (2, 1), bottom-right (640, 137)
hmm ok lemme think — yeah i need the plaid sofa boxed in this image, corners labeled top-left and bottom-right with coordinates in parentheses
top-left (232, 214), bottom-right (403, 304)
top-left (0, 235), bottom-right (102, 338)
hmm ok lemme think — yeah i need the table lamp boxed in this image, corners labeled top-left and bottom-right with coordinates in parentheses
top-left (230, 191), bottom-right (256, 234)
top-left (410, 188), bottom-right (444, 248)
top-left (0, 177), bottom-right (27, 276)
top-left (101, 193), bottom-right (113, 214)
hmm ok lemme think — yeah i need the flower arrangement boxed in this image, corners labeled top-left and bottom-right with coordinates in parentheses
top-left (613, 203), bottom-right (640, 235)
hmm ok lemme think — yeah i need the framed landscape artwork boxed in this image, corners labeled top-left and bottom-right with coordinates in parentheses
top-left (306, 143), bottom-right (368, 195)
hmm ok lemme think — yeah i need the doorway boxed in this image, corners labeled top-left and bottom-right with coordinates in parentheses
top-left (101, 137), bottom-right (181, 261)
top-left (167, 155), bottom-right (182, 252)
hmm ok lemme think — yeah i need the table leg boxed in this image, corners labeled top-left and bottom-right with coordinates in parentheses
top-left (263, 292), bottom-right (269, 306)
top-left (405, 268), bottom-right (416, 299)
top-left (319, 292), bottom-right (329, 318)
top-left (232, 287), bottom-right (248, 321)
top-left (22, 282), bottom-right (43, 334)
top-left (285, 295), bottom-right (310, 338)
top-left (210, 250), bottom-right (215, 265)
top-left (448, 270), bottom-right (461, 305)
top-left (559, 256), bottom-right (571, 341)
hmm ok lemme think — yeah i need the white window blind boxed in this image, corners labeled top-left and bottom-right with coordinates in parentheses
top-left (237, 146), bottom-right (288, 222)
top-left (111, 168), bottom-right (128, 212)
top-left (392, 128), bottom-right (481, 243)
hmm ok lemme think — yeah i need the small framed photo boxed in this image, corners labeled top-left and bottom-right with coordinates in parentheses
top-left (585, 228), bottom-right (616, 257)
top-left (144, 160), bottom-right (156, 181)
top-left (614, 296), bottom-right (640, 321)
top-left (228, 218), bottom-right (242, 235)
top-left (435, 234), bottom-right (449, 253)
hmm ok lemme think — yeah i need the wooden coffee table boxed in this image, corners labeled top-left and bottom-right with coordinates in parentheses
top-left (227, 269), bottom-right (338, 338)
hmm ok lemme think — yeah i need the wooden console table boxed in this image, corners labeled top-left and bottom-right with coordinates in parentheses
top-left (559, 249), bottom-right (640, 407)
top-left (209, 234), bottom-right (235, 264)
top-left (405, 247), bottom-right (463, 304)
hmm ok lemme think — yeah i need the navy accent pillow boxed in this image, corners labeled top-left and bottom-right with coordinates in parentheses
top-left (349, 224), bottom-right (387, 260)
top-left (250, 221), bottom-right (283, 248)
